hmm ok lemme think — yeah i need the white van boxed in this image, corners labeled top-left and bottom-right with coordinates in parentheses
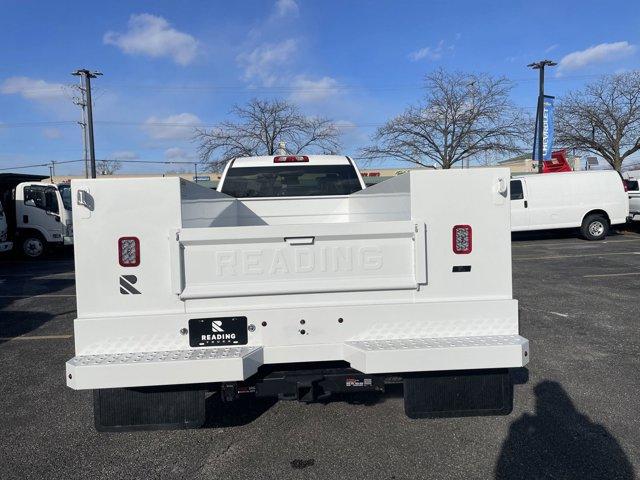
top-left (510, 171), bottom-right (629, 240)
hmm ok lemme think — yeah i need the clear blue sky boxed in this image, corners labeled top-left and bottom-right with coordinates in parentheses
top-left (1, 0), bottom-right (639, 175)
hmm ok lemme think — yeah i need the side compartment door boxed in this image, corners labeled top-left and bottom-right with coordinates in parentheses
top-left (510, 179), bottom-right (529, 230)
top-left (17, 183), bottom-right (64, 242)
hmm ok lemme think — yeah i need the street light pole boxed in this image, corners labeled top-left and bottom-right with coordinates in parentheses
top-left (72, 69), bottom-right (102, 178)
top-left (527, 60), bottom-right (556, 173)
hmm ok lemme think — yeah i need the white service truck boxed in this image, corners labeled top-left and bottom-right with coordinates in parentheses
top-left (0, 174), bottom-right (73, 258)
top-left (510, 171), bottom-right (629, 240)
top-left (66, 155), bottom-right (529, 431)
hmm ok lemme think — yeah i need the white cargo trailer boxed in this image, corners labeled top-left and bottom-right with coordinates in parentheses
top-left (66, 156), bottom-right (528, 430)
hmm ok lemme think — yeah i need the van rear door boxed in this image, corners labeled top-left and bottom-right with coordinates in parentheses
top-left (510, 179), bottom-right (529, 230)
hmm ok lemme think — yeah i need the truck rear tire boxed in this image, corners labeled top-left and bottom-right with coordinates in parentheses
top-left (21, 232), bottom-right (47, 259)
top-left (581, 214), bottom-right (609, 241)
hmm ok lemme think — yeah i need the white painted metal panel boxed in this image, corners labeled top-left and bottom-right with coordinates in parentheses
top-left (176, 220), bottom-right (424, 299)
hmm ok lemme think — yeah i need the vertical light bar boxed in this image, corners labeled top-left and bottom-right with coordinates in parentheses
top-left (452, 225), bottom-right (472, 254)
top-left (118, 237), bottom-right (140, 266)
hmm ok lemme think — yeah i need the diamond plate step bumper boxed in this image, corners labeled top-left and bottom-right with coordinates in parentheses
top-left (66, 346), bottom-right (263, 390)
top-left (343, 335), bottom-right (529, 374)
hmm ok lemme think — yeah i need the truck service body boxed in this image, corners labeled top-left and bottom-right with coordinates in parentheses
top-left (66, 156), bottom-right (528, 430)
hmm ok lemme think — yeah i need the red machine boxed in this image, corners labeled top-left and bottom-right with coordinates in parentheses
top-left (541, 150), bottom-right (573, 173)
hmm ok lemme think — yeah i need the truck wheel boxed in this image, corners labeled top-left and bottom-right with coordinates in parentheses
top-left (581, 214), bottom-right (609, 241)
top-left (21, 234), bottom-right (46, 259)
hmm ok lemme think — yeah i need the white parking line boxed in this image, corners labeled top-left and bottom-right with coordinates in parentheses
top-left (583, 272), bottom-right (640, 278)
top-left (0, 294), bottom-right (76, 298)
top-left (514, 252), bottom-right (640, 260)
top-left (550, 312), bottom-right (569, 318)
top-left (0, 273), bottom-right (75, 278)
top-left (0, 334), bottom-right (72, 341)
top-left (512, 238), bottom-right (640, 248)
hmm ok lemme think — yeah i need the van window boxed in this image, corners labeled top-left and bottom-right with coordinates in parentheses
top-left (24, 185), bottom-right (59, 214)
top-left (510, 180), bottom-right (524, 200)
top-left (624, 179), bottom-right (639, 192)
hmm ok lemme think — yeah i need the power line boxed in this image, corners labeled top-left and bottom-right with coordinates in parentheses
top-left (0, 121), bottom-right (77, 128)
top-left (0, 158), bottom-right (201, 172)
top-left (1, 72), bottom-right (614, 96)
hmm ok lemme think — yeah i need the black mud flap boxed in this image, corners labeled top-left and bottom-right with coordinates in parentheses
top-left (93, 386), bottom-right (206, 432)
top-left (403, 369), bottom-right (513, 419)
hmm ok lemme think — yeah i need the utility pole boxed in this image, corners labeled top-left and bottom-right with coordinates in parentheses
top-left (72, 69), bottom-right (102, 178)
top-left (73, 88), bottom-right (89, 178)
top-left (527, 60), bottom-right (556, 173)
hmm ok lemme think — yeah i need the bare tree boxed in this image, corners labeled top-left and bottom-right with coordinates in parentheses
top-left (556, 71), bottom-right (640, 172)
top-left (194, 98), bottom-right (342, 171)
top-left (97, 159), bottom-right (122, 175)
top-left (361, 69), bottom-right (529, 169)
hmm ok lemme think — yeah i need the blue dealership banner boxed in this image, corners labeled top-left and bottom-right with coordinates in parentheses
top-left (533, 95), bottom-right (555, 161)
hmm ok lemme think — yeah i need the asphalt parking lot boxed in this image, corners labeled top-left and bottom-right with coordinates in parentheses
top-left (1, 229), bottom-right (639, 480)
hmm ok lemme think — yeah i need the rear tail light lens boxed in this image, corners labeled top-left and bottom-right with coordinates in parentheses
top-left (452, 225), bottom-right (472, 254)
top-left (118, 237), bottom-right (140, 266)
top-left (274, 155), bottom-right (309, 163)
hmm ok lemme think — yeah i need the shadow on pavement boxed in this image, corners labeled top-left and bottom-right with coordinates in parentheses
top-left (511, 228), bottom-right (626, 242)
top-left (204, 394), bottom-right (277, 428)
top-left (0, 252), bottom-right (75, 344)
top-left (0, 311), bottom-right (58, 345)
top-left (495, 380), bottom-right (635, 480)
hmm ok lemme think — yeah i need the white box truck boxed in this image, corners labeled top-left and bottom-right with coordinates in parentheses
top-left (66, 155), bottom-right (529, 430)
top-left (0, 174), bottom-right (73, 257)
top-left (510, 171), bottom-right (629, 240)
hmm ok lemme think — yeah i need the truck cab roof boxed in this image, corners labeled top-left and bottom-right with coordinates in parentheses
top-left (230, 155), bottom-right (353, 168)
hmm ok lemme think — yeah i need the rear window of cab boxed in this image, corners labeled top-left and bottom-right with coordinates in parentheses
top-left (221, 165), bottom-right (362, 198)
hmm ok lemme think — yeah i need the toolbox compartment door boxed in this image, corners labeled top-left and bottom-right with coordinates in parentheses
top-left (172, 220), bottom-right (426, 299)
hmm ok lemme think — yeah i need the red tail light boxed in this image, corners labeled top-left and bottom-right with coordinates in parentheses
top-left (452, 225), bottom-right (472, 254)
top-left (118, 237), bottom-right (140, 266)
top-left (274, 155), bottom-right (309, 163)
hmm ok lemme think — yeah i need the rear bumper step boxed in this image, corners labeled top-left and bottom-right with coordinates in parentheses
top-left (66, 346), bottom-right (263, 390)
top-left (66, 335), bottom-right (529, 390)
top-left (344, 335), bottom-right (529, 374)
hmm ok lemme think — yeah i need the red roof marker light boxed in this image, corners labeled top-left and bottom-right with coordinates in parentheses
top-left (274, 155), bottom-right (309, 163)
